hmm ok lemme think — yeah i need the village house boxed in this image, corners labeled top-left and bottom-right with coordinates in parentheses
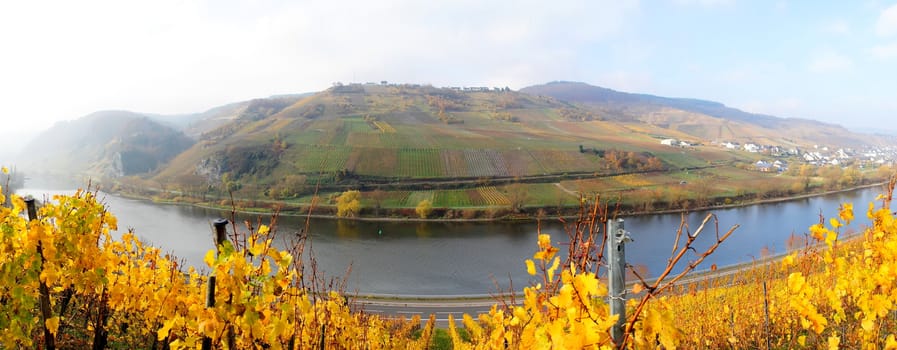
top-left (755, 160), bottom-right (773, 172)
top-left (661, 138), bottom-right (678, 146)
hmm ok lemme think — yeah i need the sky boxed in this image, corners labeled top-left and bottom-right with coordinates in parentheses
top-left (1, 0), bottom-right (896, 136)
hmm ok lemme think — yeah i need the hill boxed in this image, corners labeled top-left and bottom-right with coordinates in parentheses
top-left (152, 83), bottom-right (703, 193)
top-left (20, 82), bottom-right (892, 218)
top-left (520, 81), bottom-right (880, 147)
top-left (18, 111), bottom-right (194, 178)
top-left (131, 83), bottom-right (894, 213)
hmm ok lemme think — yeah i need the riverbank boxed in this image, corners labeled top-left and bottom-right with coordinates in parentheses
top-left (109, 180), bottom-right (888, 223)
top-left (628, 181), bottom-right (886, 217)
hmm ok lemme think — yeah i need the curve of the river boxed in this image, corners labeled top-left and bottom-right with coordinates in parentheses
top-left (18, 184), bottom-right (886, 297)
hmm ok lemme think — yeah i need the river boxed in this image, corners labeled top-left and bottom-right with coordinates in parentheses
top-left (17, 185), bottom-right (886, 297)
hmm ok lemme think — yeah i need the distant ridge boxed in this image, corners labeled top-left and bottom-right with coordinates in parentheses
top-left (520, 81), bottom-right (872, 147)
top-left (521, 81), bottom-right (784, 127)
top-left (19, 111), bottom-right (194, 177)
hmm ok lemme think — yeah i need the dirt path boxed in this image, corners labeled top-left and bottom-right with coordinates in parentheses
top-left (554, 182), bottom-right (580, 198)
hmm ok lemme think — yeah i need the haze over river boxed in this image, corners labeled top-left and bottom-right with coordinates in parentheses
top-left (18, 185), bottom-right (885, 296)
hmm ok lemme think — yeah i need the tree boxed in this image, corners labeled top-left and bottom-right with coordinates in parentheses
top-left (644, 157), bottom-right (664, 171)
top-left (798, 164), bottom-right (816, 177)
top-left (269, 175), bottom-right (306, 199)
top-left (839, 166), bottom-right (862, 188)
top-left (336, 190), bottom-right (361, 217)
top-left (368, 189), bottom-right (388, 215)
top-left (415, 199), bottom-right (432, 219)
top-left (819, 166), bottom-right (843, 190)
top-left (506, 184), bottom-right (529, 213)
top-left (876, 165), bottom-right (894, 181)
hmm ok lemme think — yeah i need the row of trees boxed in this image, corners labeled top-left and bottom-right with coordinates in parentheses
top-left (603, 149), bottom-right (664, 172)
top-left (334, 190), bottom-right (434, 219)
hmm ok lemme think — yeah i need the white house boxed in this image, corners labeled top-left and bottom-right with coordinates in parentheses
top-left (744, 143), bottom-right (760, 153)
top-left (661, 139), bottom-right (678, 146)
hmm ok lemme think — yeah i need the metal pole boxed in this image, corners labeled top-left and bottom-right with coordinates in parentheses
top-left (607, 218), bottom-right (626, 345)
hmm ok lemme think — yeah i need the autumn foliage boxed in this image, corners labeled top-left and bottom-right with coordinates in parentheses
top-left (3, 168), bottom-right (897, 348)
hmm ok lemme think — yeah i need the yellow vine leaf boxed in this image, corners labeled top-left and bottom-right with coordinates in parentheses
top-left (525, 259), bottom-right (536, 276)
top-left (45, 317), bottom-right (60, 336)
top-left (157, 318), bottom-right (176, 340)
top-left (839, 203), bottom-right (854, 224)
top-left (546, 257), bottom-right (560, 282)
top-left (829, 218), bottom-right (842, 229)
top-left (827, 334), bottom-right (840, 350)
top-left (203, 249), bottom-right (216, 267)
top-left (885, 334), bottom-right (897, 350)
top-left (810, 223), bottom-right (827, 241)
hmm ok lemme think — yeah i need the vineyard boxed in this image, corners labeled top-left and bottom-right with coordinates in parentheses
top-left (529, 149), bottom-right (603, 174)
top-left (290, 145), bottom-right (350, 174)
top-left (441, 150), bottom-right (468, 177)
top-left (434, 189), bottom-right (474, 207)
top-left (396, 149), bottom-right (444, 178)
top-left (402, 190), bottom-right (434, 207)
top-left (464, 149), bottom-right (510, 177)
top-left (372, 120), bottom-right (397, 133)
top-left (6, 168), bottom-right (897, 348)
top-left (477, 186), bottom-right (511, 206)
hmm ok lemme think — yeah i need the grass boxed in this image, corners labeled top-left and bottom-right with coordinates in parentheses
top-left (412, 328), bottom-right (470, 350)
top-left (434, 190), bottom-right (474, 207)
top-left (404, 191), bottom-right (434, 206)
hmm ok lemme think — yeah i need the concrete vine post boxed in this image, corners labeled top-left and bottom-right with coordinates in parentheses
top-left (607, 218), bottom-right (629, 346)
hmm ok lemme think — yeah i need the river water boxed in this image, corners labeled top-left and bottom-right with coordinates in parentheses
top-left (17, 185), bottom-right (886, 296)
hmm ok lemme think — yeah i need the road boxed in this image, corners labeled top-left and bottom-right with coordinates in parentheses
top-left (354, 298), bottom-right (503, 327)
top-left (350, 248), bottom-right (805, 328)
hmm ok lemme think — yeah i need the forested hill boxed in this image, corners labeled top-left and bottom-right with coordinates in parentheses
top-left (19, 111), bottom-right (194, 178)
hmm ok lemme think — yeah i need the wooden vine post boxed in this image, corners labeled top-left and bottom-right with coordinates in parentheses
top-left (201, 218), bottom-right (229, 350)
top-left (25, 196), bottom-right (56, 350)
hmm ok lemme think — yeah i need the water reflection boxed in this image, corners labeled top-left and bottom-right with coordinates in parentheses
top-left (335, 219), bottom-right (360, 239)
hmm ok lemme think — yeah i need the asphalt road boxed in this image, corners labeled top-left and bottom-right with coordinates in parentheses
top-left (354, 298), bottom-right (502, 327)
top-left (348, 244), bottom-right (807, 329)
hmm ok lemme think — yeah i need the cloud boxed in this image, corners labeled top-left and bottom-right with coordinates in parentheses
top-left (671, 0), bottom-right (735, 6)
top-left (869, 42), bottom-right (897, 59)
top-left (822, 19), bottom-right (850, 35)
top-left (808, 51), bottom-right (853, 73)
top-left (739, 97), bottom-right (804, 118)
top-left (594, 70), bottom-right (654, 92)
top-left (877, 3), bottom-right (897, 36)
top-left (0, 0), bottom-right (641, 131)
